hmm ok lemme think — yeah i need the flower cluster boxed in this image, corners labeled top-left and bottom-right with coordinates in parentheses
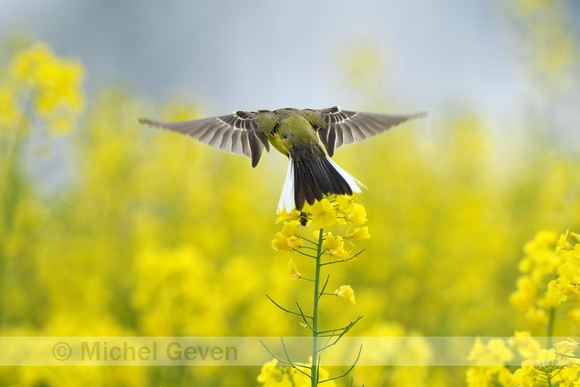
top-left (265, 195), bottom-right (369, 385)
top-left (510, 230), bottom-right (580, 327)
top-left (547, 231), bottom-right (580, 307)
top-left (257, 358), bottom-right (336, 387)
top-left (272, 223), bottom-right (303, 253)
top-left (272, 196), bottom-right (370, 257)
top-left (513, 338), bottom-right (580, 387)
top-left (468, 231), bottom-right (580, 387)
top-left (509, 231), bottom-right (564, 327)
top-left (467, 332), bottom-right (531, 386)
top-left (2, 42), bottom-right (84, 133)
top-left (271, 195), bottom-right (370, 304)
top-left (467, 334), bottom-right (580, 387)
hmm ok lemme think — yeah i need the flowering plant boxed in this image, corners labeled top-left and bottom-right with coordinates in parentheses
top-left (260, 195), bottom-right (370, 386)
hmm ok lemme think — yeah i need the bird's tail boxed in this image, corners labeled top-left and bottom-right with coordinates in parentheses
top-left (277, 156), bottom-right (365, 213)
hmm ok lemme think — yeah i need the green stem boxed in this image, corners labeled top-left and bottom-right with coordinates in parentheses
top-left (547, 307), bottom-right (555, 348)
top-left (311, 228), bottom-right (324, 387)
top-left (0, 127), bottom-right (25, 327)
top-left (2, 129), bottom-right (23, 234)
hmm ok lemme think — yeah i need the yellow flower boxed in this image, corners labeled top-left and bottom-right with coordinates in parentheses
top-left (288, 259), bottom-right (301, 280)
top-left (468, 337), bottom-right (513, 366)
top-left (335, 285), bottom-right (356, 305)
top-left (554, 338), bottom-right (578, 356)
top-left (257, 359), bottom-right (294, 386)
top-left (35, 59), bottom-right (84, 112)
top-left (344, 203), bottom-right (367, 225)
top-left (557, 366), bottom-right (580, 386)
top-left (526, 308), bottom-right (549, 327)
top-left (320, 233), bottom-right (355, 261)
top-left (524, 231), bottom-right (559, 253)
top-left (0, 86), bottom-right (23, 127)
top-left (346, 226), bottom-right (371, 240)
top-left (276, 208), bottom-right (303, 224)
top-left (509, 290), bottom-right (533, 312)
top-left (536, 291), bottom-right (560, 309)
top-left (330, 245), bottom-right (354, 262)
top-left (513, 360), bottom-right (537, 387)
top-left (509, 331), bottom-right (541, 359)
top-left (533, 348), bottom-right (557, 366)
top-left (272, 233), bottom-right (292, 252)
top-left (10, 43), bottom-right (52, 83)
top-left (272, 223), bottom-right (303, 252)
top-left (335, 195), bottom-right (352, 206)
top-left (556, 230), bottom-right (574, 253)
top-left (287, 236), bottom-right (302, 250)
top-left (465, 366), bottom-right (493, 387)
top-left (310, 199), bottom-right (336, 229)
top-left (335, 195), bottom-right (353, 217)
top-left (510, 276), bottom-right (538, 311)
top-left (565, 252), bottom-right (580, 281)
top-left (497, 368), bottom-right (517, 387)
top-left (291, 358), bottom-right (336, 387)
top-left (312, 230), bottom-right (324, 240)
top-left (467, 337), bottom-right (487, 361)
top-left (8, 42), bottom-right (84, 134)
top-left (257, 358), bottom-right (336, 387)
top-left (281, 223), bottom-right (302, 248)
top-left (322, 233), bottom-right (343, 252)
top-left (548, 277), bottom-right (576, 303)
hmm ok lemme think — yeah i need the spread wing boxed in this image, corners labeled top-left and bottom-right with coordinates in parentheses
top-left (139, 111), bottom-right (270, 167)
top-left (316, 106), bottom-right (427, 157)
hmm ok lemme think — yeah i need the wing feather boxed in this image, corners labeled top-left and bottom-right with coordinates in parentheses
top-left (208, 125), bottom-right (228, 149)
top-left (230, 130), bottom-right (243, 155)
top-left (316, 106), bottom-right (427, 156)
top-left (239, 131), bottom-right (250, 157)
top-left (248, 132), bottom-right (264, 168)
top-left (138, 110), bottom-right (271, 167)
top-left (219, 124), bottom-right (233, 152)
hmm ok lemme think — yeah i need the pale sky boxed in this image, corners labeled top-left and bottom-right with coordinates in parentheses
top-left (0, 0), bottom-right (578, 126)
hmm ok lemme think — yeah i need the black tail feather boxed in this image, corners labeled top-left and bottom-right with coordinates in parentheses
top-left (293, 156), bottom-right (353, 211)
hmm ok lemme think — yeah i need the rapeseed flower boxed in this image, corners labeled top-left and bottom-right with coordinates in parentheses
top-left (553, 338), bottom-right (579, 356)
top-left (509, 230), bottom-right (576, 327)
top-left (345, 226), bottom-right (371, 240)
top-left (310, 199), bottom-right (336, 229)
top-left (548, 232), bottom-right (580, 304)
top-left (335, 285), bottom-right (356, 305)
top-left (513, 360), bottom-right (537, 387)
top-left (288, 259), bottom-right (301, 280)
top-left (272, 223), bottom-right (303, 252)
top-left (0, 86), bottom-right (23, 126)
top-left (257, 358), bottom-right (336, 387)
top-left (276, 208), bottom-right (303, 224)
top-left (269, 196), bottom-right (368, 384)
top-left (509, 331), bottom-right (542, 359)
top-left (7, 42), bottom-right (84, 134)
top-left (330, 244), bottom-right (354, 262)
top-left (468, 337), bottom-right (514, 366)
top-left (321, 232), bottom-right (342, 251)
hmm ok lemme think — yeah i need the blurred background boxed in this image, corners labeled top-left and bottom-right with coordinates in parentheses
top-left (0, 0), bottom-right (579, 385)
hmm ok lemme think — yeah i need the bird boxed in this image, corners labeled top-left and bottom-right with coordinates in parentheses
top-left (139, 106), bottom-right (426, 213)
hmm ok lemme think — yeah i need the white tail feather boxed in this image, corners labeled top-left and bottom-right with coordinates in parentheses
top-left (277, 161), bottom-right (295, 213)
top-left (326, 157), bottom-right (366, 192)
